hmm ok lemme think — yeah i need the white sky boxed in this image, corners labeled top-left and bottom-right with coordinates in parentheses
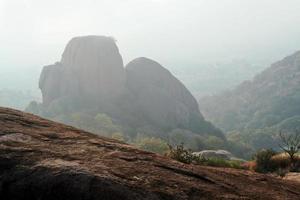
top-left (1, 0), bottom-right (300, 71)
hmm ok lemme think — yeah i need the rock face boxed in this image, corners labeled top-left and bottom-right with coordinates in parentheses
top-left (193, 150), bottom-right (234, 160)
top-left (125, 57), bottom-right (204, 131)
top-left (39, 62), bottom-right (62, 105)
top-left (40, 36), bottom-right (126, 107)
top-left (35, 35), bottom-right (222, 139)
top-left (1, 107), bottom-right (300, 200)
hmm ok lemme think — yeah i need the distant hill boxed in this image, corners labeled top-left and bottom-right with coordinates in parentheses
top-left (0, 89), bottom-right (39, 110)
top-left (173, 59), bottom-right (265, 99)
top-left (1, 107), bottom-right (300, 200)
top-left (199, 51), bottom-right (300, 156)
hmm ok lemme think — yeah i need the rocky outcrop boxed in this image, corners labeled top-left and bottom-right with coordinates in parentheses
top-left (40, 36), bottom-right (126, 107)
top-left (193, 150), bottom-right (234, 160)
top-left (33, 35), bottom-right (222, 139)
top-left (125, 57), bottom-right (204, 131)
top-left (39, 62), bottom-right (62, 106)
top-left (1, 107), bottom-right (300, 200)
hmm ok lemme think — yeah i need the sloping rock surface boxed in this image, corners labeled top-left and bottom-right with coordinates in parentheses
top-left (0, 107), bottom-right (300, 200)
top-left (125, 57), bottom-right (205, 131)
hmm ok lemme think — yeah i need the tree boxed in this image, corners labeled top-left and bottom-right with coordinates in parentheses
top-left (94, 113), bottom-right (120, 133)
top-left (205, 136), bottom-right (225, 150)
top-left (278, 131), bottom-right (300, 170)
top-left (70, 112), bottom-right (85, 129)
top-left (134, 136), bottom-right (169, 155)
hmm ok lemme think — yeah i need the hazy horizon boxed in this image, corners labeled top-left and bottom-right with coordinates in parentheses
top-left (1, 0), bottom-right (300, 96)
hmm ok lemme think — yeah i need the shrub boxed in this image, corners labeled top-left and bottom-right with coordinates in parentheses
top-left (253, 149), bottom-right (277, 173)
top-left (94, 113), bottom-right (121, 133)
top-left (278, 131), bottom-right (300, 172)
top-left (167, 143), bottom-right (194, 164)
top-left (167, 144), bottom-right (244, 169)
top-left (270, 153), bottom-right (291, 170)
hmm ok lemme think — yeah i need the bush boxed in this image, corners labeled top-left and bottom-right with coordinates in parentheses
top-left (253, 152), bottom-right (300, 174)
top-left (271, 153), bottom-right (291, 170)
top-left (167, 143), bottom-right (194, 164)
top-left (167, 144), bottom-right (244, 169)
top-left (253, 149), bottom-right (277, 173)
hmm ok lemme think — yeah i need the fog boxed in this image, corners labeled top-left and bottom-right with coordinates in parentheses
top-left (2, 0), bottom-right (300, 181)
top-left (1, 0), bottom-right (300, 95)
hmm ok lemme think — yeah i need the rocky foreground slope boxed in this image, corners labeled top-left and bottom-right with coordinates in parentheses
top-left (0, 107), bottom-right (300, 200)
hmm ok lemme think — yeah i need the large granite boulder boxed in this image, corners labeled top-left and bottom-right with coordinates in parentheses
top-left (192, 150), bottom-right (233, 160)
top-left (39, 62), bottom-right (62, 106)
top-left (40, 36), bottom-right (126, 108)
top-left (125, 57), bottom-right (218, 134)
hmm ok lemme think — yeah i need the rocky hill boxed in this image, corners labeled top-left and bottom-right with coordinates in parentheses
top-left (200, 51), bottom-right (300, 132)
top-left (1, 107), bottom-right (300, 200)
top-left (199, 51), bottom-right (300, 156)
top-left (27, 35), bottom-right (223, 144)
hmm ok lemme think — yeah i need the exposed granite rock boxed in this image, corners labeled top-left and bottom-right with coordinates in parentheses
top-left (125, 57), bottom-right (203, 130)
top-left (39, 62), bottom-right (62, 106)
top-left (40, 36), bottom-right (126, 107)
top-left (193, 150), bottom-right (233, 160)
top-left (1, 107), bottom-right (300, 200)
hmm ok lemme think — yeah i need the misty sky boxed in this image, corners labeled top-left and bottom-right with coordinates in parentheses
top-left (1, 0), bottom-right (300, 91)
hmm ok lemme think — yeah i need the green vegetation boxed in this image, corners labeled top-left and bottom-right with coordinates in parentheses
top-left (194, 157), bottom-right (244, 169)
top-left (253, 149), bottom-right (277, 173)
top-left (167, 143), bottom-right (244, 169)
top-left (25, 105), bottom-right (229, 154)
top-left (133, 135), bottom-right (169, 155)
top-left (167, 143), bottom-right (194, 164)
top-left (0, 89), bottom-right (39, 110)
top-left (278, 131), bottom-right (300, 171)
top-left (252, 150), bottom-right (300, 175)
top-left (250, 131), bottom-right (300, 175)
top-left (199, 52), bottom-right (300, 159)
